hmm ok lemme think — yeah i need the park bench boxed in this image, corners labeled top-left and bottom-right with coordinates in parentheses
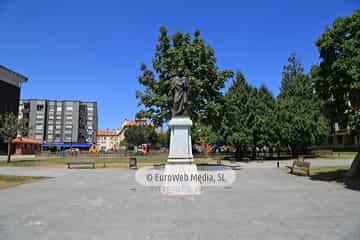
top-left (66, 158), bottom-right (96, 169)
top-left (286, 160), bottom-right (311, 176)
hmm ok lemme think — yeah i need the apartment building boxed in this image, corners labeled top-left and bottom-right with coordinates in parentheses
top-left (19, 99), bottom-right (97, 144)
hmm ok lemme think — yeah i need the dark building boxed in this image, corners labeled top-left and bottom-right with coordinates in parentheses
top-left (0, 65), bottom-right (28, 154)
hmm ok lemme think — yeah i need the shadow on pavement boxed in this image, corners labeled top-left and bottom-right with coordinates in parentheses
top-left (196, 163), bottom-right (241, 171)
top-left (310, 170), bottom-right (360, 191)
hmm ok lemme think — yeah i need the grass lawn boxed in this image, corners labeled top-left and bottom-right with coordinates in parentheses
top-left (0, 154), bottom-right (218, 168)
top-left (285, 165), bottom-right (360, 190)
top-left (0, 175), bottom-right (47, 189)
top-left (308, 151), bottom-right (357, 160)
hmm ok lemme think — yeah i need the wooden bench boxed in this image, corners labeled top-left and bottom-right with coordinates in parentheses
top-left (66, 159), bottom-right (96, 169)
top-left (286, 160), bottom-right (311, 176)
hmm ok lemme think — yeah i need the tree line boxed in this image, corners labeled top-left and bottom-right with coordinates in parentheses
top-left (193, 54), bottom-right (329, 157)
top-left (136, 11), bottom-right (360, 176)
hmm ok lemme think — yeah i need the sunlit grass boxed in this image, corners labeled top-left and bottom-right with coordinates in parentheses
top-left (0, 175), bottom-right (47, 189)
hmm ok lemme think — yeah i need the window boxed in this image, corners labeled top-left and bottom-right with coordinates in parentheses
top-left (66, 116), bottom-right (73, 120)
top-left (56, 106), bottom-right (62, 112)
top-left (35, 134), bottom-right (43, 140)
top-left (66, 106), bottom-right (73, 111)
top-left (36, 125), bottom-right (43, 130)
top-left (36, 104), bottom-right (44, 111)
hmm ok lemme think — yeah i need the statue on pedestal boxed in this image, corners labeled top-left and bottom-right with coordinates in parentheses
top-left (170, 72), bottom-right (189, 117)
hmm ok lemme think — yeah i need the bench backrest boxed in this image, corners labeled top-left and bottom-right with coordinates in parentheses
top-left (66, 158), bottom-right (95, 163)
top-left (292, 160), bottom-right (310, 168)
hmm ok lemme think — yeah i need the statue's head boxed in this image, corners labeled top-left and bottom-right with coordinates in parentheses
top-left (176, 66), bottom-right (184, 77)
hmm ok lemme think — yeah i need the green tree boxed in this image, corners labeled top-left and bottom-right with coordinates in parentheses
top-left (221, 72), bottom-right (277, 157)
top-left (136, 27), bottom-right (233, 127)
top-left (252, 85), bottom-right (277, 150)
top-left (311, 11), bottom-right (360, 177)
top-left (0, 113), bottom-right (27, 163)
top-left (192, 123), bottom-right (220, 146)
top-left (124, 125), bottom-right (158, 147)
top-left (157, 130), bottom-right (170, 148)
top-left (278, 54), bottom-right (329, 156)
top-left (221, 72), bottom-right (254, 154)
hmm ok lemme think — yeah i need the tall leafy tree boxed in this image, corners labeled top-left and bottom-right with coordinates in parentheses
top-left (192, 123), bottom-right (220, 146)
top-left (252, 85), bottom-right (277, 148)
top-left (221, 72), bottom-right (277, 156)
top-left (221, 72), bottom-right (255, 153)
top-left (136, 27), bottom-right (233, 127)
top-left (0, 113), bottom-right (27, 163)
top-left (311, 11), bottom-right (360, 177)
top-left (124, 125), bottom-right (158, 147)
top-left (278, 54), bottom-right (329, 156)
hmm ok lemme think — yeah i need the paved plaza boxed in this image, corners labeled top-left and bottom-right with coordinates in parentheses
top-left (0, 162), bottom-right (359, 240)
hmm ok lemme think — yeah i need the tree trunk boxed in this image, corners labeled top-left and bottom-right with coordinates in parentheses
top-left (235, 144), bottom-right (242, 159)
top-left (346, 151), bottom-right (360, 178)
top-left (7, 141), bottom-right (11, 163)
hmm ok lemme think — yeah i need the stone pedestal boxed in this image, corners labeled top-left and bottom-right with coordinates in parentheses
top-left (161, 116), bottom-right (201, 195)
top-left (168, 117), bottom-right (193, 163)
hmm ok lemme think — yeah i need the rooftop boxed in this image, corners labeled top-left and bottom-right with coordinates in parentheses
top-left (96, 130), bottom-right (119, 136)
top-left (12, 137), bottom-right (41, 144)
top-left (0, 65), bottom-right (28, 82)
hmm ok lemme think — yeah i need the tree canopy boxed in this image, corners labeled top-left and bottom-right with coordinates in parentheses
top-left (220, 72), bottom-right (254, 149)
top-left (312, 10), bottom-right (360, 128)
top-left (312, 10), bottom-right (360, 177)
top-left (136, 27), bottom-right (233, 127)
top-left (124, 125), bottom-right (158, 147)
top-left (278, 54), bottom-right (329, 154)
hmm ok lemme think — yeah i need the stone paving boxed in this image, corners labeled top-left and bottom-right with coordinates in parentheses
top-left (0, 162), bottom-right (359, 240)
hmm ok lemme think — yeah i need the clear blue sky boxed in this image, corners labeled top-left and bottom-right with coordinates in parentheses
top-left (1, 0), bottom-right (358, 129)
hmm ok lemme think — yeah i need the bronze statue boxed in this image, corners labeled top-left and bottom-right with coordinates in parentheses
top-left (170, 75), bottom-right (189, 117)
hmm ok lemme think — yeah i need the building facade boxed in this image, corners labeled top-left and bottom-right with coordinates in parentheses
top-left (325, 124), bottom-right (360, 150)
top-left (95, 119), bottom-right (155, 152)
top-left (0, 65), bottom-right (27, 154)
top-left (19, 99), bottom-right (97, 144)
top-left (96, 130), bottom-right (121, 151)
